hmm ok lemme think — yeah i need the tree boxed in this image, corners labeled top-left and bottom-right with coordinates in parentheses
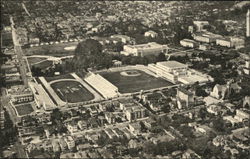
top-left (51, 108), bottom-right (62, 124)
top-left (199, 107), bottom-right (207, 120)
top-left (73, 39), bottom-right (102, 70)
top-left (156, 52), bottom-right (166, 62)
top-left (195, 87), bottom-right (208, 97)
top-left (212, 117), bottom-right (226, 132)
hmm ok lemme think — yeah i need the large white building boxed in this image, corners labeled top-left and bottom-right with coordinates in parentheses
top-left (216, 36), bottom-right (245, 48)
top-left (121, 42), bottom-right (168, 57)
top-left (193, 21), bottom-right (209, 31)
top-left (148, 61), bottom-right (213, 84)
top-left (180, 39), bottom-right (197, 48)
top-left (216, 38), bottom-right (232, 47)
top-left (193, 32), bottom-right (222, 43)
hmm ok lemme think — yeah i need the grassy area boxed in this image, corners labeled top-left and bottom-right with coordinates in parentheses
top-left (100, 70), bottom-right (173, 93)
top-left (50, 80), bottom-right (94, 103)
top-left (23, 41), bottom-right (78, 57)
top-left (45, 73), bottom-right (75, 82)
top-left (15, 104), bottom-right (34, 116)
top-left (27, 57), bottom-right (47, 65)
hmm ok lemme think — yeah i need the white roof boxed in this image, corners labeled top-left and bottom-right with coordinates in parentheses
top-left (157, 61), bottom-right (187, 68)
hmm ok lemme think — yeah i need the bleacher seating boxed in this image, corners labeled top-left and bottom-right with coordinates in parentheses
top-left (85, 73), bottom-right (118, 99)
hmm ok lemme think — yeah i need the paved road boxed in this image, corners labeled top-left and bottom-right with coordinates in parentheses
top-left (10, 16), bottom-right (29, 86)
top-left (1, 88), bottom-right (20, 125)
top-left (14, 140), bottom-right (28, 158)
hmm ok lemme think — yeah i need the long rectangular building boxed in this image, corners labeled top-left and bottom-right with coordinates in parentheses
top-left (148, 61), bottom-right (213, 84)
top-left (121, 42), bottom-right (168, 57)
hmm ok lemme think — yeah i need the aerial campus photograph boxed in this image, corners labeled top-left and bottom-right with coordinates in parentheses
top-left (0, 0), bottom-right (250, 159)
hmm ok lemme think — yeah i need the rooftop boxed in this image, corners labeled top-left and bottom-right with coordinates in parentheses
top-left (157, 61), bottom-right (187, 68)
top-left (126, 42), bottom-right (166, 49)
top-left (181, 39), bottom-right (197, 43)
top-left (8, 85), bottom-right (33, 95)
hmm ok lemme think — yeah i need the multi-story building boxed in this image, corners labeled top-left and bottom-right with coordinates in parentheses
top-left (234, 109), bottom-right (249, 122)
top-left (121, 42), bottom-right (168, 56)
top-left (199, 44), bottom-right (211, 51)
top-left (125, 106), bottom-right (147, 122)
top-left (64, 136), bottom-right (75, 150)
top-left (149, 61), bottom-right (188, 83)
top-left (148, 61), bottom-right (213, 84)
top-left (193, 21), bottom-right (209, 31)
top-left (193, 31), bottom-right (223, 43)
top-left (180, 39), bottom-right (197, 48)
top-left (7, 85), bottom-right (34, 104)
top-left (243, 57), bottom-right (250, 75)
top-left (230, 37), bottom-right (245, 49)
top-left (177, 88), bottom-right (194, 107)
top-left (110, 34), bottom-right (132, 43)
top-left (216, 38), bottom-right (232, 47)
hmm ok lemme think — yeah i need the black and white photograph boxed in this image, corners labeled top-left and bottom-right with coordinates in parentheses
top-left (0, 0), bottom-right (250, 158)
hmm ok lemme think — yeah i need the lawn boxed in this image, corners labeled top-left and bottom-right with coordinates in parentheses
top-left (15, 104), bottom-right (34, 116)
top-left (100, 69), bottom-right (173, 93)
top-left (45, 74), bottom-right (75, 82)
top-left (50, 80), bottom-right (94, 103)
top-left (23, 41), bottom-right (78, 57)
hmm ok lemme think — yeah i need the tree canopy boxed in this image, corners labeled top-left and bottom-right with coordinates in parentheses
top-left (73, 39), bottom-right (112, 70)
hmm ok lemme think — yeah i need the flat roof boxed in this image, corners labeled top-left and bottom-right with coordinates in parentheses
top-left (181, 39), bottom-right (197, 43)
top-left (157, 61), bottom-right (187, 68)
top-left (126, 42), bottom-right (166, 49)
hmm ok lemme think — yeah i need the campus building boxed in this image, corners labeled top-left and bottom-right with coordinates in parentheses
top-left (193, 31), bottom-right (223, 43)
top-left (121, 42), bottom-right (168, 57)
top-left (180, 39), bottom-right (198, 48)
top-left (193, 21), bottom-right (209, 31)
top-left (216, 38), bottom-right (232, 47)
top-left (148, 61), bottom-right (213, 84)
top-left (7, 85), bottom-right (34, 105)
top-left (149, 61), bottom-right (187, 83)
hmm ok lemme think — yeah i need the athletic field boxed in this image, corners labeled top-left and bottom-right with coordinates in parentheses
top-left (50, 80), bottom-right (95, 103)
top-left (100, 69), bottom-right (173, 93)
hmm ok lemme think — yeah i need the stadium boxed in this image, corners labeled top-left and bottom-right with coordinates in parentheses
top-left (36, 73), bottom-right (103, 107)
top-left (85, 65), bottom-right (174, 99)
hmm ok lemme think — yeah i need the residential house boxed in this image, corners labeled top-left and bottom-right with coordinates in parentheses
top-left (64, 136), bottom-right (75, 150)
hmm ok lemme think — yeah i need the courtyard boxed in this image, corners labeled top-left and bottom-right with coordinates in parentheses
top-left (14, 103), bottom-right (34, 117)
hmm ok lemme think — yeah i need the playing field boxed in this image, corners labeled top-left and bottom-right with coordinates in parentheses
top-left (23, 41), bottom-right (78, 57)
top-left (50, 80), bottom-right (94, 103)
top-left (100, 69), bottom-right (173, 93)
top-left (15, 103), bottom-right (34, 116)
